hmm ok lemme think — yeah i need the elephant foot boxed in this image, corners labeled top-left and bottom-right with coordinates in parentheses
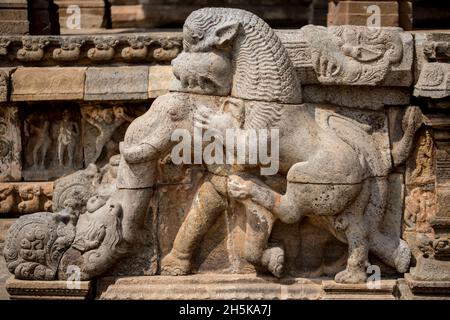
top-left (334, 267), bottom-right (367, 284)
top-left (160, 251), bottom-right (191, 276)
top-left (261, 246), bottom-right (285, 278)
top-left (393, 240), bottom-right (411, 273)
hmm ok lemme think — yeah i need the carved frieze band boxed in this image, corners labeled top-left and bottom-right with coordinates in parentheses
top-left (0, 26), bottom-right (413, 87)
top-left (0, 34), bottom-right (183, 65)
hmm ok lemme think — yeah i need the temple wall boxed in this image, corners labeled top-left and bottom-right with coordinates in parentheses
top-left (0, 4), bottom-right (449, 300)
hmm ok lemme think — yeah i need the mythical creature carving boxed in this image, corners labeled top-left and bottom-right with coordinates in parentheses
top-left (298, 25), bottom-right (404, 85)
top-left (5, 8), bottom-right (421, 284)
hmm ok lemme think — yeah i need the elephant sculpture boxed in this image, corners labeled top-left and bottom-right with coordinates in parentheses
top-left (4, 8), bottom-right (421, 283)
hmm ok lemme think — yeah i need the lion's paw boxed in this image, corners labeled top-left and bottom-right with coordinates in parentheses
top-left (334, 267), bottom-right (367, 284)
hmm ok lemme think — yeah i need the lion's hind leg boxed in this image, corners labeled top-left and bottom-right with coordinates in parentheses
top-left (334, 181), bottom-right (371, 284)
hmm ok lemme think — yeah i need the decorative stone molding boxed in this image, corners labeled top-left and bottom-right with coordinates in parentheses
top-left (414, 63), bottom-right (450, 99)
top-left (0, 182), bottom-right (53, 214)
top-left (0, 33), bottom-right (183, 67)
top-left (0, 27), bottom-right (411, 89)
top-left (1, 7), bottom-right (450, 301)
top-left (16, 37), bottom-right (49, 62)
top-left (0, 104), bottom-right (21, 182)
top-left (6, 277), bottom-right (92, 300)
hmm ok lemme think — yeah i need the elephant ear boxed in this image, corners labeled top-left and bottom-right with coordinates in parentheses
top-left (222, 98), bottom-right (245, 128)
top-left (214, 23), bottom-right (240, 50)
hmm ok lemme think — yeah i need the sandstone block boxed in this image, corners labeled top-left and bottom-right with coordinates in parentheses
top-left (11, 67), bottom-right (86, 101)
top-left (85, 66), bottom-right (149, 100)
top-left (148, 65), bottom-right (175, 98)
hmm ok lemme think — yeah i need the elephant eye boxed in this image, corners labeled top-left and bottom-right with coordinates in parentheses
top-left (168, 107), bottom-right (184, 121)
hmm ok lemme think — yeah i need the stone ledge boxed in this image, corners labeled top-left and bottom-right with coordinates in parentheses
top-left (96, 275), bottom-right (324, 300)
top-left (11, 67), bottom-right (86, 101)
top-left (94, 275), bottom-right (401, 300)
top-left (322, 280), bottom-right (397, 300)
top-left (6, 277), bottom-right (93, 300)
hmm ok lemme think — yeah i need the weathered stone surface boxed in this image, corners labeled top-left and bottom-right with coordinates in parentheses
top-left (414, 62), bottom-right (450, 99)
top-left (0, 68), bottom-right (15, 102)
top-left (277, 26), bottom-right (413, 87)
top-left (0, 33), bottom-right (183, 67)
top-left (85, 67), bottom-right (149, 100)
top-left (81, 104), bottom-right (146, 166)
top-left (11, 67), bottom-right (86, 101)
top-left (0, 0), bottom-right (29, 35)
top-left (0, 105), bottom-right (21, 182)
top-left (2, 7), bottom-right (437, 300)
top-left (22, 105), bottom-right (83, 181)
top-left (303, 85), bottom-right (410, 109)
top-left (0, 182), bottom-right (53, 214)
top-left (97, 275), bottom-right (323, 300)
top-left (399, 273), bottom-right (450, 300)
top-left (148, 65), bottom-right (175, 98)
top-left (322, 279), bottom-right (397, 300)
top-left (6, 277), bottom-right (92, 300)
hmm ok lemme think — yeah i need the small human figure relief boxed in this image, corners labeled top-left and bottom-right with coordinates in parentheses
top-left (24, 112), bottom-right (51, 170)
top-left (406, 129), bottom-right (435, 186)
top-left (81, 104), bottom-right (146, 166)
top-left (23, 105), bottom-right (83, 181)
top-left (57, 110), bottom-right (80, 168)
top-left (405, 187), bottom-right (436, 234)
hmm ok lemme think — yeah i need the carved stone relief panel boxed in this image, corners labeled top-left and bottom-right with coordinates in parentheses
top-left (0, 105), bottom-right (21, 182)
top-left (81, 103), bottom-right (148, 167)
top-left (0, 182), bottom-right (52, 214)
top-left (22, 103), bottom-right (83, 181)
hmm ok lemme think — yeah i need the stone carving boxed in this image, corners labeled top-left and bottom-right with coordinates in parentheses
top-left (57, 110), bottom-right (80, 168)
top-left (406, 129), bottom-right (435, 186)
top-left (153, 39), bottom-right (181, 62)
top-left (53, 37), bottom-right (85, 61)
top-left (0, 184), bottom-right (14, 212)
top-left (0, 38), bottom-right (11, 56)
top-left (121, 36), bottom-right (153, 61)
top-left (3, 208), bottom-right (79, 280)
top-left (298, 25), bottom-right (403, 85)
top-left (3, 8), bottom-right (421, 286)
top-left (81, 105), bottom-right (134, 165)
top-left (0, 69), bottom-right (8, 102)
top-left (24, 113), bottom-right (51, 170)
top-left (0, 182), bottom-right (53, 214)
top-left (17, 37), bottom-right (49, 62)
top-left (423, 41), bottom-right (450, 61)
top-left (414, 62), bottom-right (450, 99)
top-left (0, 34), bottom-right (183, 67)
top-left (52, 155), bottom-right (120, 213)
top-left (17, 185), bottom-right (52, 214)
top-left (23, 107), bottom-right (83, 181)
top-left (405, 187), bottom-right (436, 233)
top-left (87, 37), bottom-right (119, 61)
top-left (0, 106), bottom-right (21, 181)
